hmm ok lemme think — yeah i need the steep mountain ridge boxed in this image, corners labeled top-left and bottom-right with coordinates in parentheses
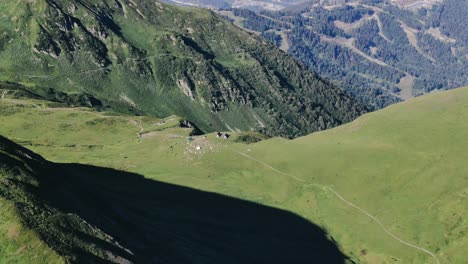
top-left (0, 0), bottom-right (365, 138)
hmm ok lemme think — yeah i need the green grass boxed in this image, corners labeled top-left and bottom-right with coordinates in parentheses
top-left (239, 87), bottom-right (468, 263)
top-left (0, 108), bottom-right (347, 263)
top-left (0, 199), bottom-right (63, 264)
top-left (0, 87), bottom-right (467, 263)
top-left (0, 0), bottom-right (366, 138)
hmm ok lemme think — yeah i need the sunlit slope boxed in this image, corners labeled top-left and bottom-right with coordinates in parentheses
top-left (0, 88), bottom-right (466, 263)
top-left (0, 199), bottom-right (63, 264)
top-left (244, 87), bottom-right (468, 263)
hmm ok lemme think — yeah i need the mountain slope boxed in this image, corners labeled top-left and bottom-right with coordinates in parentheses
top-left (0, 134), bottom-right (349, 263)
top-left (0, 85), bottom-right (467, 263)
top-left (0, 0), bottom-right (365, 138)
top-left (244, 87), bottom-right (468, 263)
top-left (161, 0), bottom-right (307, 11)
top-left (222, 0), bottom-right (468, 109)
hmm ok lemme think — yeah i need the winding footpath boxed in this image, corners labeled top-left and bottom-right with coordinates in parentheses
top-left (236, 151), bottom-right (440, 264)
top-left (128, 119), bottom-right (144, 139)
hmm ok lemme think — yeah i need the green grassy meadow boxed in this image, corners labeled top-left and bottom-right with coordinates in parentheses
top-left (0, 198), bottom-right (63, 264)
top-left (0, 87), bottom-right (467, 263)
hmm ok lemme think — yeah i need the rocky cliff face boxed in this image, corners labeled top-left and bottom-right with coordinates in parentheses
top-left (0, 0), bottom-right (366, 137)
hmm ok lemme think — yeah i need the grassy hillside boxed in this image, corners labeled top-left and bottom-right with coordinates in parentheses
top-left (0, 87), bottom-right (467, 263)
top-left (0, 100), bottom-right (348, 262)
top-left (0, 0), bottom-right (365, 138)
top-left (244, 87), bottom-right (468, 263)
top-left (0, 199), bottom-right (63, 264)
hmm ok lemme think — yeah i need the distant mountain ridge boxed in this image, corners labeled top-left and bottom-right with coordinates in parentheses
top-left (197, 0), bottom-right (468, 109)
top-left (161, 0), bottom-right (309, 11)
top-left (0, 0), bottom-right (365, 138)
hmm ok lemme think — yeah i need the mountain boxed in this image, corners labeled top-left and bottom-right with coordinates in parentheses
top-left (1, 85), bottom-right (467, 263)
top-left (218, 0), bottom-right (468, 109)
top-left (161, 0), bottom-right (309, 11)
top-left (0, 0), bottom-right (366, 138)
top-left (161, 0), bottom-right (232, 9)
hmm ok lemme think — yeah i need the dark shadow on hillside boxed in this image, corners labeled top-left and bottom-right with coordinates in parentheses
top-left (33, 162), bottom-right (350, 263)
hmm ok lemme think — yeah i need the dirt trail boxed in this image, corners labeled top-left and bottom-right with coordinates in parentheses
top-left (140, 131), bottom-right (181, 139)
top-left (128, 119), bottom-right (144, 138)
top-left (374, 13), bottom-right (392, 43)
top-left (236, 152), bottom-right (306, 182)
top-left (399, 21), bottom-right (436, 63)
top-left (326, 187), bottom-right (440, 264)
top-left (2, 98), bottom-right (41, 109)
top-left (320, 36), bottom-right (389, 67)
top-left (236, 151), bottom-right (440, 264)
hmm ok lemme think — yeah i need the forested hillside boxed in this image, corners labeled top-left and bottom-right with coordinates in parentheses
top-left (161, 0), bottom-right (307, 11)
top-left (0, 0), bottom-right (366, 138)
top-left (222, 0), bottom-right (468, 109)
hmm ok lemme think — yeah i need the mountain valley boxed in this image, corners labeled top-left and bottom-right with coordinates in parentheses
top-left (0, 0), bottom-right (467, 263)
